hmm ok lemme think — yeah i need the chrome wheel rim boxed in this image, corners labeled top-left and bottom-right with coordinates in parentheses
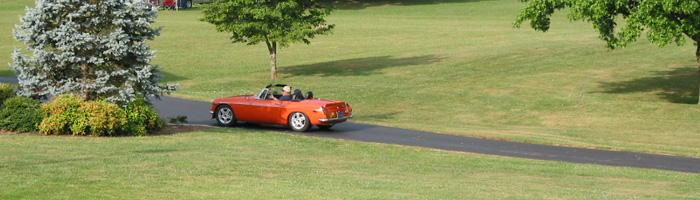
top-left (290, 113), bottom-right (306, 130)
top-left (217, 107), bottom-right (233, 124)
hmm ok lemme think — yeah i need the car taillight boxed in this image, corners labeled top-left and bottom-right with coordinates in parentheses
top-left (313, 107), bottom-right (327, 116)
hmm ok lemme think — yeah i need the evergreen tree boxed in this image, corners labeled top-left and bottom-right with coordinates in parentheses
top-left (11, 0), bottom-right (178, 106)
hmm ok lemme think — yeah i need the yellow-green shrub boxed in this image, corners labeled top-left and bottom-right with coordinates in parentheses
top-left (39, 95), bottom-right (127, 136)
top-left (39, 95), bottom-right (164, 136)
top-left (73, 100), bottom-right (127, 136)
top-left (38, 95), bottom-right (83, 135)
top-left (124, 97), bottom-right (163, 136)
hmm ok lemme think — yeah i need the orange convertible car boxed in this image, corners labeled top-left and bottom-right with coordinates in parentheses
top-left (210, 84), bottom-right (353, 131)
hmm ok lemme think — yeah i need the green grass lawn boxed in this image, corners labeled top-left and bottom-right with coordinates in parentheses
top-left (149, 0), bottom-right (699, 157)
top-left (1, 0), bottom-right (699, 157)
top-left (0, 0), bottom-right (29, 76)
top-left (1, 130), bottom-right (698, 199)
top-left (1, 1), bottom-right (700, 198)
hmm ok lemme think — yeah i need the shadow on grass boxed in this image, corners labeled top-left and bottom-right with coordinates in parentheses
top-left (159, 71), bottom-right (189, 82)
top-left (281, 55), bottom-right (441, 77)
top-left (599, 67), bottom-right (699, 104)
top-left (360, 111), bottom-right (402, 121)
top-left (321, 0), bottom-right (487, 10)
top-left (0, 70), bottom-right (14, 77)
top-left (133, 149), bottom-right (178, 154)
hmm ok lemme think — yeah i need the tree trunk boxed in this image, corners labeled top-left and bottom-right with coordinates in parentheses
top-left (270, 51), bottom-right (277, 80)
top-left (265, 37), bottom-right (278, 80)
top-left (81, 63), bottom-right (89, 101)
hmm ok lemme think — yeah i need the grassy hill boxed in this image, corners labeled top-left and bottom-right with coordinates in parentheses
top-left (2, 0), bottom-right (699, 156)
top-left (1, 1), bottom-right (700, 198)
top-left (143, 0), bottom-right (698, 156)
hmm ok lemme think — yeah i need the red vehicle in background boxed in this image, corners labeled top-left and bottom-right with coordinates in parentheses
top-left (210, 84), bottom-right (353, 132)
top-left (146, 0), bottom-right (193, 9)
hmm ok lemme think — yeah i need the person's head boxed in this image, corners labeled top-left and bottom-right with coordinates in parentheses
top-left (282, 86), bottom-right (292, 94)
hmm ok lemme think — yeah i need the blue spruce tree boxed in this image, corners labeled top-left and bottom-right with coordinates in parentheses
top-left (11, 0), bottom-right (177, 106)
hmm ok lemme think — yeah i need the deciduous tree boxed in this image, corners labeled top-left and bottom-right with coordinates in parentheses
top-left (201, 0), bottom-right (334, 79)
top-left (11, 0), bottom-right (178, 106)
top-left (514, 0), bottom-right (700, 104)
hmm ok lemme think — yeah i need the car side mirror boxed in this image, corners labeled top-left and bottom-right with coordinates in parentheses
top-left (244, 93), bottom-right (248, 99)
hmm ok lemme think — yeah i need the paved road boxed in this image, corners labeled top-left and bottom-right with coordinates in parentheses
top-left (2, 77), bottom-right (699, 173)
top-left (153, 96), bottom-right (700, 174)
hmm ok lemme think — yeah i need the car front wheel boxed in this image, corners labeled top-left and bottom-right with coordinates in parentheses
top-left (216, 105), bottom-right (236, 126)
top-left (288, 112), bottom-right (310, 132)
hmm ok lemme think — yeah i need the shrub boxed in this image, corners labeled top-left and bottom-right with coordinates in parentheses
top-left (39, 95), bottom-right (83, 135)
top-left (2, 96), bottom-right (40, 110)
top-left (38, 113), bottom-right (70, 135)
top-left (39, 94), bottom-right (163, 136)
top-left (123, 97), bottom-right (164, 136)
top-left (74, 100), bottom-right (127, 136)
top-left (168, 115), bottom-right (188, 125)
top-left (0, 97), bottom-right (43, 133)
top-left (40, 95), bottom-right (127, 136)
top-left (0, 83), bottom-right (17, 106)
top-left (40, 94), bottom-right (83, 116)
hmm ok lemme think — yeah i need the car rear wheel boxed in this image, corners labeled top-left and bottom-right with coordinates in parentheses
top-left (288, 112), bottom-right (310, 132)
top-left (216, 105), bottom-right (236, 126)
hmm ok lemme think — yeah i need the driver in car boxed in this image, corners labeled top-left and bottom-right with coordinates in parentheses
top-left (269, 86), bottom-right (293, 101)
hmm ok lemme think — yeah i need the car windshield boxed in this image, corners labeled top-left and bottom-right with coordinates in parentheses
top-left (269, 89), bottom-right (281, 96)
top-left (256, 86), bottom-right (283, 100)
top-left (256, 85), bottom-right (305, 100)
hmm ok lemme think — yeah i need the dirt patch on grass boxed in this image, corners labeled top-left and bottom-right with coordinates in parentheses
top-left (150, 124), bottom-right (215, 136)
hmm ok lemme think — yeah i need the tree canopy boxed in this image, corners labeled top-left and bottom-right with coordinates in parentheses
top-left (514, 0), bottom-right (700, 103)
top-left (514, 0), bottom-right (700, 49)
top-left (201, 0), bottom-right (334, 79)
top-left (11, 0), bottom-right (178, 105)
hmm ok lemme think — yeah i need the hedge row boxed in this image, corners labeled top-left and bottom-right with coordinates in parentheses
top-left (0, 83), bottom-right (163, 136)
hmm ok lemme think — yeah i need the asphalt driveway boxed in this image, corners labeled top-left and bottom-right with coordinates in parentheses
top-left (153, 95), bottom-right (700, 174)
top-left (2, 76), bottom-right (699, 173)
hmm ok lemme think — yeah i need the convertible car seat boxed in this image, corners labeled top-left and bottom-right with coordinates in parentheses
top-left (293, 89), bottom-right (305, 101)
top-left (305, 92), bottom-right (313, 100)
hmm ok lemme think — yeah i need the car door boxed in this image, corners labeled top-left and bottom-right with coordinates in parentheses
top-left (227, 97), bottom-right (255, 122)
top-left (248, 99), bottom-right (286, 124)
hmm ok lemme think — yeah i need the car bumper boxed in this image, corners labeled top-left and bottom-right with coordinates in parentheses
top-left (318, 115), bottom-right (353, 122)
